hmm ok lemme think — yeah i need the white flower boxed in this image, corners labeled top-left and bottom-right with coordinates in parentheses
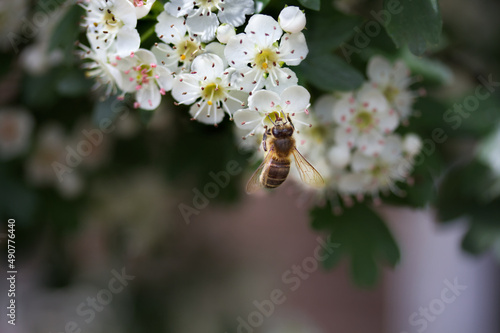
top-left (216, 24), bottom-right (236, 44)
top-left (0, 108), bottom-right (34, 160)
top-left (224, 14), bottom-right (308, 93)
top-left (165, 0), bottom-right (254, 42)
top-left (129, 0), bottom-right (156, 18)
top-left (117, 49), bottom-right (173, 110)
top-left (171, 53), bottom-right (248, 125)
top-left (233, 85), bottom-right (311, 138)
top-left (367, 55), bottom-right (416, 119)
top-left (278, 6), bottom-right (306, 33)
top-left (77, 42), bottom-right (123, 97)
top-left (332, 85), bottom-right (399, 156)
top-left (154, 12), bottom-right (203, 74)
top-left (82, 0), bottom-right (140, 57)
top-left (403, 133), bottom-right (422, 157)
top-left (338, 135), bottom-right (410, 196)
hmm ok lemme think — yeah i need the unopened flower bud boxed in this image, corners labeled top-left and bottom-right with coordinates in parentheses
top-left (278, 6), bottom-right (306, 33)
top-left (216, 24), bottom-right (236, 44)
top-left (403, 133), bottom-right (422, 156)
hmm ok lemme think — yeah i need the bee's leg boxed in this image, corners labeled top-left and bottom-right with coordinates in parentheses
top-left (287, 114), bottom-right (295, 129)
top-left (262, 126), bottom-right (269, 151)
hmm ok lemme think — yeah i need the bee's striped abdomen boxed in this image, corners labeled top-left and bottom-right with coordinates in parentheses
top-left (261, 158), bottom-right (290, 189)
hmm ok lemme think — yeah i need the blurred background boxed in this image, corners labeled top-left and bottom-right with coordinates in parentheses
top-left (1, 0), bottom-right (500, 332)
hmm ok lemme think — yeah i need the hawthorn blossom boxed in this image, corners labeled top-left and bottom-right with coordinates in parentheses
top-left (165, 0), bottom-right (254, 42)
top-left (0, 108), bottom-right (34, 160)
top-left (171, 53), bottom-right (248, 125)
top-left (332, 85), bottom-right (399, 156)
top-left (216, 24), bottom-right (236, 44)
top-left (337, 135), bottom-right (416, 198)
top-left (77, 42), bottom-right (123, 97)
top-left (278, 6), bottom-right (306, 33)
top-left (154, 12), bottom-right (203, 74)
top-left (224, 14), bottom-right (308, 93)
top-left (82, 0), bottom-right (140, 57)
top-left (128, 0), bottom-right (156, 19)
top-left (233, 85), bottom-right (311, 138)
top-left (117, 49), bottom-right (173, 110)
top-left (367, 56), bottom-right (416, 120)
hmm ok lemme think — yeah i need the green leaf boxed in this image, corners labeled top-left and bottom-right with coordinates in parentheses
top-left (310, 202), bottom-right (400, 286)
top-left (48, 5), bottom-right (83, 61)
top-left (384, 0), bottom-right (442, 56)
top-left (56, 68), bottom-right (92, 97)
top-left (298, 0), bottom-right (320, 11)
top-left (296, 53), bottom-right (364, 91)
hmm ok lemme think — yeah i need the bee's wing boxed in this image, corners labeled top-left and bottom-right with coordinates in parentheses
top-left (246, 149), bottom-right (274, 194)
top-left (292, 148), bottom-right (325, 188)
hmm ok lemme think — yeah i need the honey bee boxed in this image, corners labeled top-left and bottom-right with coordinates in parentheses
top-left (246, 113), bottom-right (325, 194)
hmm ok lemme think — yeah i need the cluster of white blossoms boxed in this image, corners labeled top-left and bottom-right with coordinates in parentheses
top-left (299, 56), bottom-right (423, 205)
top-left (79, 0), bottom-right (310, 124)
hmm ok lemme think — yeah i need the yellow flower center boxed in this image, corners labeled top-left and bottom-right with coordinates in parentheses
top-left (203, 82), bottom-right (225, 105)
top-left (178, 39), bottom-right (200, 63)
top-left (255, 49), bottom-right (278, 72)
top-left (355, 111), bottom-right (374, 131)
top-left (384, 85), bottom-right (400, 103)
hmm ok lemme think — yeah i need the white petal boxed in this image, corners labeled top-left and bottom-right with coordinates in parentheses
top-left (264, 67), bottom-right (298, 94)
top-left (225, 34), bottom-right (255, 68)
top-left (332, 93), bottom-right (356, 124)
top-left (189, 103), bottom-right (225, 124)
top-left (278, 32), bottom-right (308, 66)
top-left (156, 12), bottom-right (186, 44)
top-left (131, 0), bottom-right (156, 19)
top-left (351, 151), bottom-right (375, 172)
top-left (357, 131), bottom-right (385, 156)
top-left (367, 55), bottom-right (392, 87)
top-left (186, 12), bottom-right (219, 42)
top-left (113, 0), bottom-right (138, 27)
top-left (218, 0), bottom-right (254, 28)
top-left (134, 49), bottom-right (157, 65)
top-left (402, 133), bottom-right (422, 157)
top-left (115, 26), bottom-right (140, 56)
top-left (151, 43), bottom-right (179, 71)
top-left (244, 14), bottom-right (282, 47)
top-left (191, 53), bottom-right (225, 81)
top-left (327, 145), bottom-right (350, 169)
top-left (392, 60), bottom-right (410, 88)
top-left (381, 135), bottom-right (403, 163)
top-left (231, 67), bottom-right (265, 92)
top-left (233, 109), bottom-right (263, 130)
top-left (204, 42), bottom-right (228, 68)
top-left (223, 91), bottom-right (249, 116)
top-left (334, 125), bottom-right (358, 149)
top-left (357, 86), bottom-right (389, 113)
top-left (165, 0), bottom-right (194, 17)
top-left (136, 84), bottom-right (161, 110)
top-left (280, 85), bottom-right (310, 115)
top-left (171, 75), bottom-right (201, 104)
top-left (155, 66), bottom-right (173, 92)
top-left (393, 90), bottom-right (414, 118)
top-left (248, 89), bottom-right (280, 113)
top-left (338, 173), bottom-right (371, 194)
top-left (377, 108), bottom-right (399, 134)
